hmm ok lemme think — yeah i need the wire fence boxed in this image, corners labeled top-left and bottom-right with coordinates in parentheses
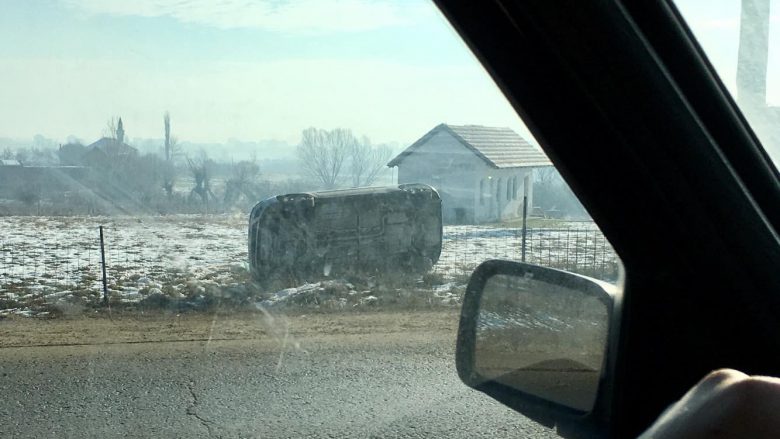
top-left (1, 220), bottom-right (619, 311)
top-left (1, 230), bottom-right (136, 301)
top-left (434, 225), bottom-right (619, 282)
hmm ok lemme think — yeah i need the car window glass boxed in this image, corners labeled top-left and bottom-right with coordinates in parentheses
top-left (0, 1), bottom-right (620, 437)
top-left (674, 0), bottom-right (780, 165)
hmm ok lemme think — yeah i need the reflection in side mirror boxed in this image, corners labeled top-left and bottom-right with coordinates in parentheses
top-left (457, 260), bottom-right (614, 418)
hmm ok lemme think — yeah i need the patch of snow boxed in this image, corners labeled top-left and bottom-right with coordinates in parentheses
top-left (259, 282), bottom-right (323, 307)
top-left (44, 291), bottom-right (72, 300)
top-left (119, 288), bottom-right (142, 302)
top-left (433, 282), bottom-right (457, 293)
top-left (357, 295), bottom-right (378, 306)
top-left (0, 215), bottom-right (616, 314)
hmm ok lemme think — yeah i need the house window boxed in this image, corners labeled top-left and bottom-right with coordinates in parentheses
top-left (479, 179), bottom-right (484, 205)
top-left (496, 178), bottom-right (502, 201)
top-left (506, 177), bottom-right (512, 200)
top-left (512, 176), bottom-right (518, 200)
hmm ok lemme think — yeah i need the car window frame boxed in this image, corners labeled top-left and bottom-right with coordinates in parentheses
top-left (436, 0), bottom-right (780, 437)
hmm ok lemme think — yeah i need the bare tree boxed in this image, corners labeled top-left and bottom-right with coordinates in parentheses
top-left (14, 148), bottom-right (29, 164)
top-left (130, 153), bottom-right (165, 206)
top-left (349, 137), bottom-right (393, 187)
top-left (104, 118), bottom-right (116, 139)
top-left (296, 127), bottom-right (354, 189)
top-left (162, 112), bottom-right (181, 199)
top-left (28, 147), bottom-right (57, 166)
top-left (224, 159), bottom-right (261, 207)
top-left (187, 154), bottom-right (216, 208)
top-left (15, 181), bottom-right (42, 214)
top-left (534, 166), bottom-right (558, 185)
top-left (161, 151), bottom-right (177, 199)
top-left (102, 116), bottom-right (127, 143)
top-left (532, 166), bottom-right (586, 217)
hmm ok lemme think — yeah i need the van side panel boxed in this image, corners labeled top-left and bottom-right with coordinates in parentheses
top-left (249, 185), bottom-right (442, 281)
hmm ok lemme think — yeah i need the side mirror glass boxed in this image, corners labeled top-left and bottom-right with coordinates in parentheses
top-left (457, 260), bottom-right (615, 430)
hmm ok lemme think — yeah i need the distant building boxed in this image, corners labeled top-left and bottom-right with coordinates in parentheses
top-left (81, 118), bottom-right (138, 168)
top-left (58, 143), bottom-right (87, 166)
top-left (388, 124), bottom-right (552, 224)
top-left (1, 159), bottom-right (22, 166)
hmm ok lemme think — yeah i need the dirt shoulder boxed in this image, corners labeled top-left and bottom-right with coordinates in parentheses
top-left (0, 309), bottom-right (461, 348)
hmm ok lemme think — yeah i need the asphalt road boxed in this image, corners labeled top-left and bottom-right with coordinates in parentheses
top-left (0, 312), bottom-right (559, 438)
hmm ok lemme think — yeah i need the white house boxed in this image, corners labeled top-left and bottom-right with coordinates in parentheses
top-left (387, 124), bottom-right (552, 224)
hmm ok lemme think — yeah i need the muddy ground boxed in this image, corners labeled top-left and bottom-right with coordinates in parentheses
top-left (0, 309), bottom-right (461, 348)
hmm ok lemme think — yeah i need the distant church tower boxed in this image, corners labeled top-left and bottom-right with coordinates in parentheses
top-left (116, 118), bottom-right (125, 144)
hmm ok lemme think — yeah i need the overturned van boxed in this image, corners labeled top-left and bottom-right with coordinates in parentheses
top-left (249, 184), bottom-right (442, 281)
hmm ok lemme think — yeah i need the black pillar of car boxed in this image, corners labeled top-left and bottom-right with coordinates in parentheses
top-left (435, 1), bottom-right (780, 438)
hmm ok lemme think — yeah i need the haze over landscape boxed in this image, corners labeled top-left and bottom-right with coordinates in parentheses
top-left (0, 0), bottom-right (535, 155)
top-left (0, 1), bottom-right (777, 154)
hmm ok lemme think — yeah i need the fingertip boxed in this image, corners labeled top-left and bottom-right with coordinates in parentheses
top-left (684, 369), bottom-right (748, 400)
top-left (702, 368), bottom-right (748, 386)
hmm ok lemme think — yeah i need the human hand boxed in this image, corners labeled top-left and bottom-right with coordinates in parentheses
top-left (639, 369), bottom-right (780, 439)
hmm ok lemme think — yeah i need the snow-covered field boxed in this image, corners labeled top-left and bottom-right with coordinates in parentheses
top-left (0, 215), bottom-right (617, 317)
top-left (1, 215), bottom-right (248, 316)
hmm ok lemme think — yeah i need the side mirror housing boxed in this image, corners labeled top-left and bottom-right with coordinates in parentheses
top-left (456, 260), bottom-right (619, 438)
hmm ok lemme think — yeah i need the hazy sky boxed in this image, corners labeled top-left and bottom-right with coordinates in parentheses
top-left (676, 0), bottom-right (780, 100)
top-left (0, 0), bottom-right (528, 147)
top-left (0, 0), bottom-right (777, 149)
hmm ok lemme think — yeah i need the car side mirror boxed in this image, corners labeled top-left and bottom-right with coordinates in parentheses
top-left (456, 260), bottom-right (617, 438)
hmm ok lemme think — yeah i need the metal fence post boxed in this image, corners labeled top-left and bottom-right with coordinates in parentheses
top-left (99, 226), bottom-right (108, 306)
top-left (521, 195), bottom-right (528, 262)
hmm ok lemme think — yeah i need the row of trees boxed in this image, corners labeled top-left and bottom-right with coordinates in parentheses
top-left (533, 167), bottom-right (587, 218)
top-left (98, 121), bottom-right (392, 205)
top-left (0, 148), bottom-right (299, 215)
top-left (0, 113), bottom-right (287, 215)
top-left (1, 121), bottom-right (396, 215)
top-left (296, 127), bottom-right (393, 189)
top-left (98, 113), bottom-right (271, 213)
